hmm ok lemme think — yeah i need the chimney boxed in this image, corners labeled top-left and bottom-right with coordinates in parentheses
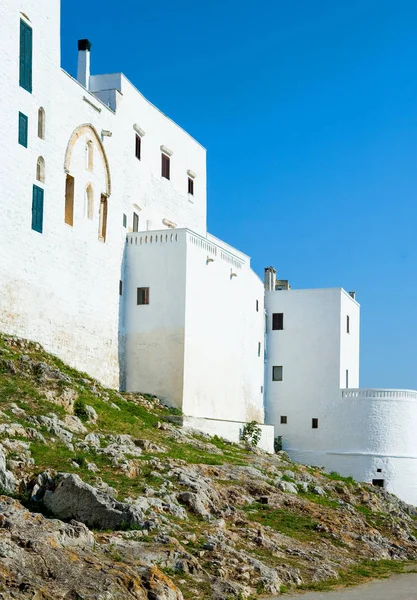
top-left (264, 266), bottom-right (277, 292)
top-left (349, 291), bottom-right (356, 300)
top-left (77, 39), bottom-right (92, 90)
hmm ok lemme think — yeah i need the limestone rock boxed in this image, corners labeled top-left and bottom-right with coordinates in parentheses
top-left (0, 444), bottom-right (16, 493)
top-left (43, 473), bottom-right (147, 530)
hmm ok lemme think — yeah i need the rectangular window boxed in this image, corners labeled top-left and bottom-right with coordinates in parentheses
top-left (312, 418), bottom-right (319, 429)
top-left (18, 112), bottom-right (28, 147)
top-left (347, 315), bottom-right (350, 333)
top-left (188, 176), bottom-right (194, 195)
top-left (261, 385), bottom-right (263, 393)
top-left (133, 212), bottom-right (139, 232)
top-left (65, 175), bottom-right (74, 226)
top-left (272, 366), bottom-right (283, 381)
top-left (280, 416), bottom-right (287, 424)
top-left (372, 479), bottom-right (384, 488)
top-left (137, 287), bottom-right (149, 305)
top-left (162, 153), bottom-right (170, 180)
top-left (135, 134), bottom-right (141, 160)
top-left (256, 300), bottom-right (259, 312)
top-left (346, 369), bottom-right (349, 389)
top-left (272, 313), bottom-right (284, 330)
top-left (377, 468), bottom-right (382, 473)
top-left (119, 280), bottom-right (123, 296)
top-left (31, 185), bottom-right (44, 233)
top-left (123, 213), bottom-right (127, 228)
top-left (258, 342), bottom-right (261, 357)
top-left (19, 19), bottom-right (33, 93)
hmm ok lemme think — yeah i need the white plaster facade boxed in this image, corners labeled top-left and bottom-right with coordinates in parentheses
top-left (265, 271), bottom-right (417, 505)
top-left (0, 0), bottom-right (273, 450)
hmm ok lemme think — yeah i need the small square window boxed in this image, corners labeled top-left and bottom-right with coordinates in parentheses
top-left (347, 315), bottom-right (350, 334)
top-left (312, 418), bottom-right (319, 429)
top-left (162, 153), bottom-right (170, 180)
top-left (188, 176), bottom-right (194, 195)
top-left (272, 366), bottom-right (283, 381)
top-left (135, 134), bottom-right (141, 160)
top-left (272, 313), bottom-right (284, 330)
top-left (123, 213), bottom-right (127, 228)
top-left (280, 416), bottom-right (287, 424)
top-left (137, 287), bottom-right (149, 305)
top-left (133, 212), bottom-right (139, 232)
top-left (377, 468), bottom-right (382, 473)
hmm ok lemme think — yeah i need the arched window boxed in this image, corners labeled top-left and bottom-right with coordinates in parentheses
top-left (36, 156), bottom-right (45, 183)
top-left (85, 184), bottom-right (94, 220)
top-left (86, 140), bottom-right (94, 171)
top-left (38, 107), bottom-right (45, 139)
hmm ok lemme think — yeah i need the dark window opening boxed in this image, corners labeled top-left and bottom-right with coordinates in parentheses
top-left (347, 315), bottom-right (350, 334)
top-left (346, 369), bottom-right (349, 389)
top-left (261, 385), bottom-right (263, 393)
top-left (280, 416), bottom-right (287, 424)
top-left (162, 153), bottom-right (170, 180)
top-left (256, 299), bottom-right (259, 312)
top-left (19, 19), bottom-right (33, 93)
top-left (272, 366), bottom-right (283, 381)
top-left (312, 418), bottom-right (319, 429)
top-left (272, 313), bottom-right (284, 330)
top-left (372, 479), bottom-right (385, 488)
top-left (18, 112), bottom-right (28, 147)
top-left (137, 287), bottom-right (149, 305)
top-left (188, 176), bottom-right (194, 195)
top-left (119, 280), bottom-right (123, 296)
top-left (123, 213), bottom-right (127, 228)
top-left (258, 342), bottom-right (261, 357)
top-left (377, 468), bottom-right (382, 473)
top-left (135, 134), bottom-right (141, 160)
top-left (133, 212), bottom-right (139, 232)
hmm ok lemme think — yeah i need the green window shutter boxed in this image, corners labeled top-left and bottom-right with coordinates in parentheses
top-left (19, 20), bottom-right (33, 93)
top-left (18, 112), bottom-right (28, 147)
top-left (32, 185), bottom-right (44, 234)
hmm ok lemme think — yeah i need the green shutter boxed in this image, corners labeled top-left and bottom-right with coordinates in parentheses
top-left (19, 20), bottom-right (33, 93)
top-left (32, 185), bottom-right (44, 234)
top-left (18, 112), bottom-right (28, 147)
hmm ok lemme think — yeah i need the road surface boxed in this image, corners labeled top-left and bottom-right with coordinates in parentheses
top-left (271, 572), bottom-right (417, 599)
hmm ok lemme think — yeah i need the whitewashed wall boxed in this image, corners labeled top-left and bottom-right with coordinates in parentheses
top-left (0, 0), bottom-right (207, 388)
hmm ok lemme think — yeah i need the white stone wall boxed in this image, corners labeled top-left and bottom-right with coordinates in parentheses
top-left (124, 230), bottom-right (266, 425)
top-left (0, 0), bottom-right (207, 388)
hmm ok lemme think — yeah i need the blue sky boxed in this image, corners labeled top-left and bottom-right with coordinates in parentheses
top-left (61, 0), bottom-right (417, 390)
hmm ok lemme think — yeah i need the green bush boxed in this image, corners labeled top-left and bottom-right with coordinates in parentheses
top-left (74, 399), bottom-right (89, 421)
top-left (274, 435), bottom-right (282, 453)
top-left (240, 421), bottom-right (262, 447)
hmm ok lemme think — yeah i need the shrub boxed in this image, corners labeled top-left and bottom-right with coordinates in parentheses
top-left (240, 421), bottom-right (262, 447)
top-left (74, 399), bottom-right (89, 421)
top-left (274, 435), bottom-right (283, 453)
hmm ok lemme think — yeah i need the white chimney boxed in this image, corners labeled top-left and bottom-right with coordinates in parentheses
top-left (264, 266), bottom-right (277, 292)
top-left (77, 39), bottom-right (92, 90)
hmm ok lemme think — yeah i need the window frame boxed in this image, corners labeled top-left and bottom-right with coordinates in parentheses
top-left (272, 365), bottom-right (283, 381)
top-left (272, 313), bottom-right (284, 331)
top-left (18, 112), bottom-right (28, 147)
top-left (161, 153), bottom-right (170, 180)
top-left (19, 19), bottom-right (33, 93)
top-left (137, 287), bottom-right (150, 305)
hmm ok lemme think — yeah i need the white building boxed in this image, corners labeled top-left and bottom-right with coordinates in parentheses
top-left (264, 268), bottom-right (417, 505)
top-left (0, 0), bottom-right (273, 451)
top-left (1, 0), bottom-right (417, 502)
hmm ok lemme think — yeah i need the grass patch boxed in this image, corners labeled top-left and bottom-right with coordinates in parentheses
top-left (243, 503), bottom-right (318, 541)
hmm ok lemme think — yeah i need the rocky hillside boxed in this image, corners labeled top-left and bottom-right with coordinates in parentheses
top-left (0, 334), bottom-right (417, 599)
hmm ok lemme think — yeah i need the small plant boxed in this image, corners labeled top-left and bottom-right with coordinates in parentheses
top-left (240, 421), bottom-right (262, 447)
top-left (274, 435), bottom-right (283, 453)
top-left (74, 399), bottom-right (89, 421)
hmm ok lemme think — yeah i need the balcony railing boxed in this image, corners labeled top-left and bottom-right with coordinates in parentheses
top-left (341, 388), bottom-right (417, 400)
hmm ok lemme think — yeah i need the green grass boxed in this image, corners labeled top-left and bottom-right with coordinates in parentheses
top-left (243, 503), bottom-right (318, 540)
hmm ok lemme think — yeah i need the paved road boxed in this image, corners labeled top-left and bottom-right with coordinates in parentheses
top-left (270, 572), bottom-right (417, 599)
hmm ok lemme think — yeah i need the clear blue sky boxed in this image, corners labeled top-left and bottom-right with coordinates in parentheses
top-left (61, 0), bottom-right (417, 390)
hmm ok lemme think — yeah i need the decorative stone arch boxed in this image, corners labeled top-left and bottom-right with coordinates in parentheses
top-left (64, 124), bottom-right (111, 197)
